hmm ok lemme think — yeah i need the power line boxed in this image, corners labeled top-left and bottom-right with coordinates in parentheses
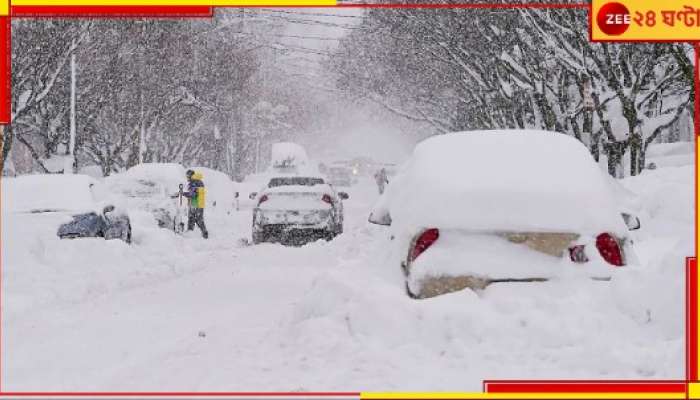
top-left (256, 8), bottom-right (365, 19)
top-left (255, 13), bottom-right (365, 30)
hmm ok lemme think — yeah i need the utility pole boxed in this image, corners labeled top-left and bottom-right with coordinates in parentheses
top-left (138, 20), bottom-right (147, 165)
top-left (66, 50), bottom-right (77, 174)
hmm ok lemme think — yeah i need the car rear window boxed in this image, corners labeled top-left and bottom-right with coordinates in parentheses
top-left (268, 177), bottom-right (325, 188)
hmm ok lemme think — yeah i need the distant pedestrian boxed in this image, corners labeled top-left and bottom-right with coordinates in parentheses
top-left (374, 168), bottom-right (389, 195)
top-left (183, 169), bottom-right (209, 239)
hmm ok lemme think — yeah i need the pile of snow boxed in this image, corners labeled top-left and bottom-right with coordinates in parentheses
top-left (2, 174), bottom-right (97, 213)
top-left (77, 165), bottom-right (107, 179)
top-left (620, 164), bottom-right (694, 239)
top-left (382, 130), bottom-right (627, 235)
top-left (645, 141), bottom-right (694, 169)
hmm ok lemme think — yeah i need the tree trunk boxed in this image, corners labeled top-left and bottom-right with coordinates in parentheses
top-left (1, 124), bottom-right (12, 176)
top-left (629, 139), bottom-right (638, 176)
top-left (628, 128), bottom-right (642, 176)
top-left (590, 133), bottom-right (600, 162)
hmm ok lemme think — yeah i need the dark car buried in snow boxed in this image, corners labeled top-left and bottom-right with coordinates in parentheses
top-left (57, 205), bottom-right (132, 244)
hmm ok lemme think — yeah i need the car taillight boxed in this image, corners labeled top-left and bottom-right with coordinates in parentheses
top-left (569, 245), bottom-right (588, 263)
top-left (322, 194), bottom-right (333, 204)
top-left (409, 228), bottom-right (439, 263)
top-left (596, 233), bottom-right (625, 266)
top-left (258, 194), bottom-right (268, 205)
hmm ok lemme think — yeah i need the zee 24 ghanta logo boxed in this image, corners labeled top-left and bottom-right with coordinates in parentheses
top-left (595, 1), bottom-right (700, 39)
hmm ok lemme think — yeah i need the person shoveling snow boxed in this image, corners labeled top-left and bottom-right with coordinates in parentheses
top-left (183, 169), bottom-right (209, 239)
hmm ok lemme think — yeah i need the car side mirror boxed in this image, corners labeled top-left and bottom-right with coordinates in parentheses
top-left (249, 192), bottom-right (257, 200)
top-left (622, 213), bottom-right (641, 231)
top-left (368, 211), bottom-right (391, 226)
top-left (234, 192), bottom-right (240, 199)
top-left (338, 192), bottom-right (349, 200)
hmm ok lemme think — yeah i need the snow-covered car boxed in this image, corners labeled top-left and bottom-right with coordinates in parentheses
top-left (252, 176), bottom-right (349, 245)
top-left (369, 130), bottom-right (638, 299)
top-left (2, 174), bottom-right (131, 244)
top-left (103, 163), bottom-right (187, 232)
top-left (57, 205), bottom-right (132, 243)
top-left (270, 142), bottom-right (311, 175)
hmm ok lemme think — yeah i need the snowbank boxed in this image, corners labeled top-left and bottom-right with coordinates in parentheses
top-left (645, 141), bottom-right (694, 169)
top-left (385, 130), bottom-right (627, 235)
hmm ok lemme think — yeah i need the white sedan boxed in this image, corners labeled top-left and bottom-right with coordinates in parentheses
top-left (369, 130), bottom-right (639, 298)
top-left (252, 176), bottom-right (348, 245)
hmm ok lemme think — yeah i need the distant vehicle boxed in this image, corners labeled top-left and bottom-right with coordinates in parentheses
top-left (326, 165), bottom-right (355, 187)
top-left (270, 142), bottom-right (311, 175)
top-left (369, 130), bottom-right (639, 299)
top-left (348, 156), bottom-right (375, 175)
top-left (2, 174), bottom-right (131, 244)
top-left (104, 163), bottom-right (187, 232)
top-left (252, 176), bottom-right (349, 245)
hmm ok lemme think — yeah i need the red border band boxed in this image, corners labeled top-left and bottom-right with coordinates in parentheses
top-left (0, 392), bottom-right (361, 397)
top-left (688, 258), bottom-right (698, 382)
top-left (11, 6), bottom-right (214, 17)
top-left (0, 3), bottom-right (697, 398)
top-left (483, 381), bottom-right (687, 393)
top-left (0, 15), bottom-right (8, 124)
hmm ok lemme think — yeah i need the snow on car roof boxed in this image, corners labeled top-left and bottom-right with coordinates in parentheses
top-left (123, 163), bottom-right (186, 186)
top-left (385, 130), bottom-right (627, 235)
top-left (2, 174), bottom-right (97, 213)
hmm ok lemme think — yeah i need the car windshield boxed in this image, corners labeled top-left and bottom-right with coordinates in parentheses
top-left (268, 177), bottom-right (324, 188)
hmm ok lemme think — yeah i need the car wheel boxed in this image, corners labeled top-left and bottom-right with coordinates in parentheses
top-left (252, 230), bottom-right (264, 244)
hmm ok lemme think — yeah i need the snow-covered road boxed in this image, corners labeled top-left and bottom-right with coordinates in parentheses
top-left (1, 169), bottom-right (691, 391)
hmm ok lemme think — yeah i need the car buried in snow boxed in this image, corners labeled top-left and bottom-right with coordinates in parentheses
top-left (252, 176), bottom-right (349, 245)
top-left (57, 204), bottom-right (132, 243)
top-left (368, 130), bottom-right (640, 299)
top-left (103, 163), bottom-right (188, 233)
top-left (2, 174), bottom-right (132, 244)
